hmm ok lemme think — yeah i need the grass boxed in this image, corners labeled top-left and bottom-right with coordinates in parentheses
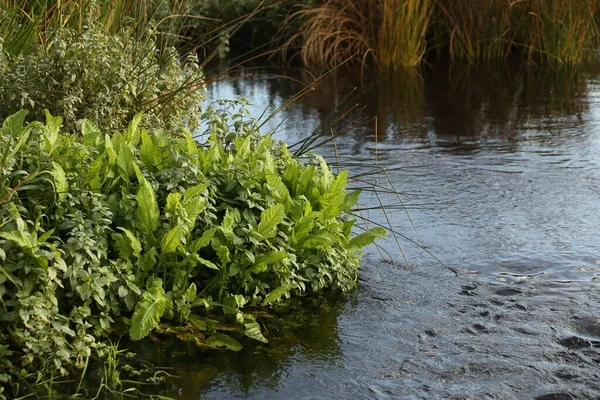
top-left (280, 0), bottom-right (600, 72)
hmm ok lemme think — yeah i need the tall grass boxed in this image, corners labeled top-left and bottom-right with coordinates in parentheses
top-left (281, 0), bottom-right (379, 72)
top-left (281, 0), bottom-right (600, 71)
top-left (378, 0), bottom-right (432, 69)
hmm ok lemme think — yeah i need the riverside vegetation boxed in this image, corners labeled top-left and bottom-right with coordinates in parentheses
top-left (0, 0), bottom-right (385, 398)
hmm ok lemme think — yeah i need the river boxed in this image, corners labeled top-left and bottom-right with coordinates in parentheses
top-left (141, 63), bottom-right (600, 399)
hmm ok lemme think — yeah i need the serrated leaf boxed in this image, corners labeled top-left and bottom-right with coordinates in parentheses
top-left (206, 333), bottom-right (242, 351)
top-left (348, 227), bottom-right (388, 249)
top-left (136, 177), bottom-right (160, 238)
top-left (256, 204), bottom-right (285, 240)
top-left (118, 228), bottom-right (142, 258)
top-left (129, 278), bottom-right (167, 340)
top-left (185, 283), bottom-right (197, 303)
top-left (161, 225), bottom-right (182, 254)
top-left (52, 162), bottom-right (68, 201)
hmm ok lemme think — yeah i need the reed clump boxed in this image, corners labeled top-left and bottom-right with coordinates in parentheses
top-left (281, 0), bottom-right (600, 71)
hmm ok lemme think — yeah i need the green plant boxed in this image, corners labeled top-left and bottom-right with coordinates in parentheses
top-left (0, 23), bottom-right (204, 133)
top-left (0, 106), bottom-right (385, 396)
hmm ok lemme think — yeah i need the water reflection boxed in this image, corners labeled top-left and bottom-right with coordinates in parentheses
top-left (205, 63), bottom-right (600, 283)
top-left (135, 299), bottom-right (344, 399)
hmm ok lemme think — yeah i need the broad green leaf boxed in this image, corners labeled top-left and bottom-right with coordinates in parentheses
top-left (139, 129), bottom-right (155, 169)
top-left (113, 233), bottom-right (132, 259)
top-left (348, 227), bottom-right (388, 249)
top-left (52, 162), bottom-right (68, 201)
top-left (136, 178), bottom-right (160, 238)
top-left (138, 247), bottom-right (158, 273)
top-left (4, 113), bottom-right (31, 163)
top-left (256, 204), bottom-right (286, 240)
top-left (85, 154), bottom-right (104, 189)
top-left (82, 119), bottom-right (102, 147)
top-left (292, 214), bottom-right (316, 244)
top-left (263, 284), bottom-right (295, 305)
top-left (161, 225), bottom-right (182, 255)
top-left (216, 245), bottom-right (231, 266)
top-left (129, 278), bottom-right (167, 340)
top-left (244, 320), bottom-right (268, 343)
top-left (253, 251), bottom-right (288, 267)
top-left (117, 141), bottom-right (135, 182)
top-left (185, 283), bottom-right (197, 303)
top-left (44, 110), bottom-right (62, 154)
top-left (190, 228), bottom-right (217, 253)
top-left (0, 230), bottom-right (35, 249)
top-left (206, 333), bottom-right (242, 351)
top-left (126, 113), bottom-right (143, 146)
top-left (342, 189), bottom-right (361, 211)
top-left (104, 133), bottom-right (117, 165)
top-left (118, 228), bottom-right (142, 258)
top-left (165, 192), bottom-right (182, 216)
top-left (183, 183), bottom-right (208, 203)
top-left (318, 170), bottom-right (348, 219)
top-left (2, 109), bottom-right (27, 138)
top-left (184, 197), bottom-right (207, 230)
top-left (38, 229), bottom-right (54, 244)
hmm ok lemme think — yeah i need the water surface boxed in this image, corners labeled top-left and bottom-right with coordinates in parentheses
top-left (149, 64), bottom-right (600, 399)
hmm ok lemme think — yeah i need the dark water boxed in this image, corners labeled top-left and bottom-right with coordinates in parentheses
top-left (145, 64), bottom-right (600, 399)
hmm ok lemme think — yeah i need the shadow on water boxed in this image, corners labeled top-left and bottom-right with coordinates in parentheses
top-left (131, 297), bottom-right (345, 399)
top-left (142, 62), bottom-right (600, 399)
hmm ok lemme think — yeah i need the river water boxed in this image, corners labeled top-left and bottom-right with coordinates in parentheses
top-left (144, 64), bottom-right (600, 399)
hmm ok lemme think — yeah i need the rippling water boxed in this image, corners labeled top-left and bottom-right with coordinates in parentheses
top-left (206, 64), bottom-right (600, 284)
top-left (143, 64), bottom-right (600, 399)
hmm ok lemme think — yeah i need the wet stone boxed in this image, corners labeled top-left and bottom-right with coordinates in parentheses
top-left (559, 336), bottom-right (592, 349)
top-left (495, 287), bottom-right (524, 296)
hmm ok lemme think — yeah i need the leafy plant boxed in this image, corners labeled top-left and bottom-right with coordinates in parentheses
top-left (0, 106), bottom-right (385, 397)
